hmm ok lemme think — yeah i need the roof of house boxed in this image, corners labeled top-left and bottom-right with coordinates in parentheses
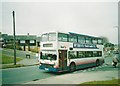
top-left (2, 34), bottom-right (40, 41)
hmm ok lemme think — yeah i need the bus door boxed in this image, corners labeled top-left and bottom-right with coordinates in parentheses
top-left (59, 50), bottom-right (67, 70)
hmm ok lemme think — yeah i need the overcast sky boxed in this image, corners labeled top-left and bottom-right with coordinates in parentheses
top-left (1, 0), bottom-right (119, 44)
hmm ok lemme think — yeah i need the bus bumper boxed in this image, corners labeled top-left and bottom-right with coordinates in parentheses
top-left (39, 65), bottom-right (59, 72)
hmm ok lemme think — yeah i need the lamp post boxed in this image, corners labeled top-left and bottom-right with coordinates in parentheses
top-left (12, 11), bottom-right (16, 65)
top-left (113, 26), bottom-right (119, 59)
top-left (113, 26), bottom-right (119, 45)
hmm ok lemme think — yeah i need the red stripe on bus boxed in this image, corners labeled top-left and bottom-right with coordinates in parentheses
top-left (75, 60), bottom-right (95, 65)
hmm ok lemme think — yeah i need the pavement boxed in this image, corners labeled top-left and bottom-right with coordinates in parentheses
top-left (25, 68), bottom-right (119, 84)
top-left (16, 58), bottom-right (39, 66)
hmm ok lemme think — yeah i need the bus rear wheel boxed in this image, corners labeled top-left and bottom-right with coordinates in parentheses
top-left (96, 60), bottom-right (100, 67)
top-left (69, 63), bottom-right (76, 72)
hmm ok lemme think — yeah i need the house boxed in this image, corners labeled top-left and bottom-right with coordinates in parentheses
top-left (1, 33), bottom-right (40, 51)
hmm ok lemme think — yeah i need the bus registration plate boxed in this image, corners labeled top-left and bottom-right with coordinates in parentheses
top-left (45, 68), bottom-right (49, 70)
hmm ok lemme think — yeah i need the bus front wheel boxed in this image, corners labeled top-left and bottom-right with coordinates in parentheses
top-left (69, 62), bottom-right (76, 72)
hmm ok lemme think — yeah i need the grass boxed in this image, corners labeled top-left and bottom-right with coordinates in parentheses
top-left (0, 48), bottom-right (38, 69)
top-left (78, 79), bottom-right (120, 85)
top-left (0, 54), bottom-right (22, 64)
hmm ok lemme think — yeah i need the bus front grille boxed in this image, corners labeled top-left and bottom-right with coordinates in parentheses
top-left (42, 64), bottom-right (54, 68)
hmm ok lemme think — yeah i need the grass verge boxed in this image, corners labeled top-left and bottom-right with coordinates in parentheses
top-left (78, 79), bottom-right (120, 85)
top-left (1, 54), bottom-right (22, 64)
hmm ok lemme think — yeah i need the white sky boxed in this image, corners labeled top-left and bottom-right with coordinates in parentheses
top-left (0, 0), bottom-right (119, 44)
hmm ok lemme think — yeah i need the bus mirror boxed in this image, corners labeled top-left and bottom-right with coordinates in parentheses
top-left (69, 47), bottom-right (73, 50)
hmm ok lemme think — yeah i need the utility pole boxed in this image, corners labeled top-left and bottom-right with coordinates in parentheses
top-left (12, 11), bottom-right (16, 65)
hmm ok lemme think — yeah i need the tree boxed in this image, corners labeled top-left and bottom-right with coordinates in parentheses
top-left (100, 36), bottom-right (109, 45)
top-left (100, 36), bottom-right (115, 52)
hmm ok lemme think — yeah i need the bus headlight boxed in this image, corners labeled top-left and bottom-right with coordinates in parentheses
top-left (39, 61), bottom-right (42, 64)
top-left (54, 63), bottom-right (58, 68)
top-left (54, 65), bottom-right (58, 68)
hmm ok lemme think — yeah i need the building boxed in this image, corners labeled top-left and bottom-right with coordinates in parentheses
top-left (1, 33), bottom-right (40, 51)
top-left (0, 32), bottom-right (4, 47)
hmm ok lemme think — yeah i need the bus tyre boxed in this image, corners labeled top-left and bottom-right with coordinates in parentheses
top-left (69, 63), bottom-right (76, 72)
top-left (96, 60), bottom-right (100, 67)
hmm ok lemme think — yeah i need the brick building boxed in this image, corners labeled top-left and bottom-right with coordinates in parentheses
top-left (1, 33), bottom-right (40, 51)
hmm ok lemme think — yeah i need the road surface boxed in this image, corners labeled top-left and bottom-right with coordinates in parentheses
top-left (2, 65), bottom-right (56, 84)
top-left (2, 62), bottom-right (119, 84)
top-left (26, 65), bottom-right (119, 84)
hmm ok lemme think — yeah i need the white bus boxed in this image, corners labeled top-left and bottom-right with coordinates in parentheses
top-left (39, 31), bottom-right (104, 72)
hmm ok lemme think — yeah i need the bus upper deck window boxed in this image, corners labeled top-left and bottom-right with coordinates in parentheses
top-left (98, 39), bottom-right (103, 44)
top-left (58, 33), bottom-right (68, 42)
top-left (49, 33), bottom-right (56, 41)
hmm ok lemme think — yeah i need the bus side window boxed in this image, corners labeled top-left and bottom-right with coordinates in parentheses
top-left (92, 38), bottom-right (98, 44)
top-left (98, 39), bottom-right (103, 45)
top-left (89, 51), bottom-right (93, 57)
top-left (97, 51), bottom-right (102, 57)
top-left (85, 37), bottom-right (92, 44)
top-left (58, 33), bottom-right (68, 42)
top-left (85, 51), bottom-right (88, 57)
top-left (68, 51), bottom-right (77, 59)
top-left (78, 51), bottom-right (85, 58)
top-left (69, 35), bottom-right (77, 42)
top-left (78, 36), bottom-right (85, 43)
top-left (93, 51), bottom-right (97, 57)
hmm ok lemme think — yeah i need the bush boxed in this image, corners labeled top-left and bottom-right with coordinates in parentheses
top-left (30, 47), bottom-right (39, 53)
top-left (16, 45), bottom-right (22, 50)
top-left (5, 44), bottom-right (22, 50)
top-left (6, 44), bottom-right (14, 49)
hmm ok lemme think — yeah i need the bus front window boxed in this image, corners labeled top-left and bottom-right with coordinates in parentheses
top-left (40, 51), bottom-right (57, 60)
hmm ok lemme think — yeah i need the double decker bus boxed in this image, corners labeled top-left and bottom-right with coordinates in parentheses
top-left (39, 31), bottom-right (104, 72)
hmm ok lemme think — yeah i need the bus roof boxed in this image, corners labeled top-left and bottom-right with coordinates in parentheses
top-left (41, 31), bottom-right (102, 39)
top-left (69, 32), bottom-right (102, 39)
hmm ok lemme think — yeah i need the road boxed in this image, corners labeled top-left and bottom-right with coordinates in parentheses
top-left (26, 65), bottom-right (119, 84)
top-left (2, 65), bottom-right (56, 84)
top-left (2, 62), bottom-right (119, 84)
top-left (2, 63), bottom-right (119, 84)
